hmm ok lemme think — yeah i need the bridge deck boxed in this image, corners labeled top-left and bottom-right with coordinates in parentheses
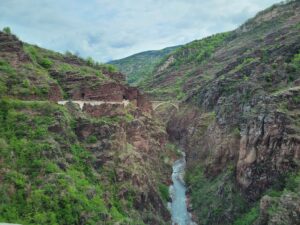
top-left (57, 100), bottom-right (130, 109)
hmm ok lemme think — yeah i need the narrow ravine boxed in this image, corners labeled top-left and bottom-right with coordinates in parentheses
top-left (169, 152), bottom-right (196, 225)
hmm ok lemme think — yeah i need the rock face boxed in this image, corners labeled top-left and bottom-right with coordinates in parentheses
top-left (236, 105), bottom-right (300, 200)
top-left (0, 30), bottom-right (172, 224)
top-left (139, 1), bottom-right (300, 224)
top-left (103, 70), bottom-right (126, 82)
top-left (0, 32), bottom-right (30, 65)
top-left (71, 82), bottom-right (128, 101)
top-left (258, 193), bottom-right (300, 225)
top-left (74, 113), bottom-right (172, 224)
top-left (83, 103), bottom-right (126, 117)
top-left (167, 86), bottom-right (300, 225)
top-left (47, 83), bottom-right (63, 101)
top-left (49, 68), bottom-right (152, 115)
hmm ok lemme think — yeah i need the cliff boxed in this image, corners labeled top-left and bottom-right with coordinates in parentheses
top-left (132, 0), bottom-right (300, 224)
top-left (0, 31), bottom-right (174, 224)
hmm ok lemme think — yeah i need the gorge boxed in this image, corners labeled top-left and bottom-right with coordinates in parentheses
top-left (0, 0), bottom-right (300, 225)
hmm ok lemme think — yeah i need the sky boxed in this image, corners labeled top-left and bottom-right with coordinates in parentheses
top-left (0, 0), bottom-right (281, 62)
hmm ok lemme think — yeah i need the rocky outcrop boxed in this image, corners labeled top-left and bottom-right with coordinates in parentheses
top-left (166, 88), bottom-right (300, 224)
top-left (167, 106), bottom-right (240, 176)
top-left (160, 2), bottom-right (300, 224)
top-left (72, 82), bottom-right (128, 101)
top-left (103, 70), bottom-right (125, 82)
top-left (0, 29), bottom-right (170, 225)
top-left (49, 69), bottom-right (152, 113)
top-left (48, 83), bottom-right (63, 101)
top-left (237, 109), bottom-right (300, 200)
top-left (0, 32), bottom-right (30, 66)
top-left (256, 193), bottom-right (300, 225)
top-left (83, 103), bottom-right (126, 117)
top-left (74, 113), bottom-right (172, 224)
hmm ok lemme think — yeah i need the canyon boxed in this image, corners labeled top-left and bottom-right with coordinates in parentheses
top-left (0, 0), bottom-right (300, 225)
top-left (113, 1), bottom-right (300, 224)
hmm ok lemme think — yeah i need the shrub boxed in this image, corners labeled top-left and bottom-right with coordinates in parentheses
top-left (86, 135), bottom-right (97, 144)
top-left (24, 45), bottom-right (39, 61)
top-left (292, 95), bottom-right (300, 104)
top-left (285, 172), bottom-right (300, 192)
top-left (64, 51), bottom-right (73, 57)
top-left (264, 73), bottom-right (273, 82)
top-left (290, 51), bottom-right (300, 72)
top-left (86, 56), bottom-right (95, 66)
top-left (158, 183), bottom-right (170, 202)
top-left (22, 79), bottom-right (30, 88)
top-left (232, 127), bottom-right (241, 137)
top-left (0, 81), bottom-right (7, 96)
top-left (0, 98), bottom-right (11, 121)
top-left (2, 26), bottom-right (11, 34)
top-left (0, 100), bottom-right (146, 224)
top-left (105, 64), bottom-right (118, 73)
top-left (0, 60), bottom-right (16, 74)
top-left (38, 58), bottom-right (53, 69)
top-left (233, 206), bottom-right (259, 225)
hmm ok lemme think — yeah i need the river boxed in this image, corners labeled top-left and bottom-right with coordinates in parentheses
top-left (169, 152), bottom-right (196, 225)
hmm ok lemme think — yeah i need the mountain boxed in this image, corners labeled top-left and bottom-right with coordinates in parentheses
top-left (0, 31), bottom-right (175, 224)
top-left (133, 0), bottom-right (300, 224)
top-left (138, 1), bottom-right (300, 102)
top-left (1, 0), bottom-right (300, 225)
top-left (109, 46), bottom-right (180, 85)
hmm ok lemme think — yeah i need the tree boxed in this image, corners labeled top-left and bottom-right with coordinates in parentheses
top-left (292, 52), bottom-right (300, 70)
top-left (2, 27), bottom-right (11, 35)
top-left (86, 56), bottom-right (95, 66)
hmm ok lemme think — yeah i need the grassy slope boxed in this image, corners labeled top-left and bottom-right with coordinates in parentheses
top-left (109, 46), bottom-right (179, 85)
top-left (0, 99), bottom-right (152, 225)
top-left (138, 1), bottom-right (300, 101)
top-left (0, 100), bottom-right (113, 225)
top-left (0, 33), bottom-right (173, 225)
top-left (0, 39), bottom-right (117, 100)
top-left (139, 32), bottom-right (231, 100)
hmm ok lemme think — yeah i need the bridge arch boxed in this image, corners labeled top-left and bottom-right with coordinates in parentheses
top-left (151, 101), bottom-right (179, 111)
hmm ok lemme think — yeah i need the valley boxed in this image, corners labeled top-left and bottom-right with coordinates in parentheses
top-left (114, 1), bottom-right (300, 224)
top-left (0, 0), bottom-right (300, 225)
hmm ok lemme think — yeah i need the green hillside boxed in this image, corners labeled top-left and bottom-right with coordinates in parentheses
top-left (138, 1), bottom-right (300, 101)
top-left (0, 30), bottom-right (173, 225)
top-left (109, 46), bottom-right (179, 85)
top-left (1, 0), bottom-right (300, 225)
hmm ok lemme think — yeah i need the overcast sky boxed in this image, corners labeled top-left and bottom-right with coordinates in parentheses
top-left (0, 0), bottom-right (281, 62)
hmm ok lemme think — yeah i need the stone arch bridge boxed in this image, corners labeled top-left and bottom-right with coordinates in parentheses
top-left (57, 100), bottom-right (180, 112)
top-left (150, 101), bottom-right (180, 111)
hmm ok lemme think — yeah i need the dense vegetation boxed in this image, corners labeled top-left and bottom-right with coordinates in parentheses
top-left (138, 32), bottom-right (230, 100)
top-left (186, 163), bottom-right (300, 225)
top-left (186, 166), bottom-right (248, 224)
top-left (1, 0), bottom-right (300, 224)
top-left (1, 101), bottom-right (100, 224)
top-left (109, 46), bottom-right (179, 85)
top-left (0, 29), bottom-right (119, 100)
top-left (0, 99), bottom-right (152, 224)
top-left (0, 29), bottom-right (172, 225)
top-left (156, 32), bottom-right (231, 68)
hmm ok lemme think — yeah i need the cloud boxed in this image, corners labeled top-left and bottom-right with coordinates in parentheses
top-left (0, 0), bottom-right (281, 62)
